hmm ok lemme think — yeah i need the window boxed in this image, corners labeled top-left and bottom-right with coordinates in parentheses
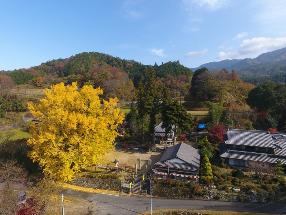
top-left (229, 159), bottom-right (246, 167)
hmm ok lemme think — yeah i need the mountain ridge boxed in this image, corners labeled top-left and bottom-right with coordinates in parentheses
top-left (198, 47), bottom-right (286, 83)
top-left (1, 51), bottom-right (193, 100)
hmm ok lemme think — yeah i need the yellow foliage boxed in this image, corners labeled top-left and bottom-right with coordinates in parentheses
top-left (27, 82), bottom-right (124, 182)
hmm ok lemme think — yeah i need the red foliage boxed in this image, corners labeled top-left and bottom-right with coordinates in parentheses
top-left (16, 198), bottom-right (42, 215)
top-left (209, 124), bottom-right (225, 143)
top-left (268, 128), bottom-right (278, 134)
top-left (178, 133), bottom-right (187, 141)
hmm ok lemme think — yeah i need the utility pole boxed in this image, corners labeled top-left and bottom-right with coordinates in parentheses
top-left (150, 175), bottom-right (153, 215)
top-left (61, 193), bottom-right (65, 215)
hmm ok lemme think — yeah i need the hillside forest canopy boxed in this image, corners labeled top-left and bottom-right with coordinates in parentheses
top-left (1, 52), bottom-right (285, 134)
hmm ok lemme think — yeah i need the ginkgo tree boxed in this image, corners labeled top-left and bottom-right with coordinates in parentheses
top-left (28, 82), bottom-right (124, 182)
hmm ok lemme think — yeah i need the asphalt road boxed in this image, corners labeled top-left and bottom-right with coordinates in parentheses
top-left (64, 190), bottom-right (286, 215)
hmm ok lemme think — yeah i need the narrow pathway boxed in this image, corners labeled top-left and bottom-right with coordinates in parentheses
top-left (64, 189), bottom-right (286, 215)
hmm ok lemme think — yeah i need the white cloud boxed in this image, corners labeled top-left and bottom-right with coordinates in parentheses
top-left (186, 49), bottom-right (208, 57)
top-left (239, 37), bottom-right (286, 56)
top-left (234, 32), bottom-right (248, 40)
top-left (218, 36), bottom-right (286, 60)
top-left (182, 0), bottom-right (229, 11)
top-left (151, 48), bottom-right (166, 57)
top-left (218, 51), bottom-right (236, 60)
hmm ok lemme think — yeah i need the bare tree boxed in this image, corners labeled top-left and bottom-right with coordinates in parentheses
top-left (0, 161), bottom-right (27, 215)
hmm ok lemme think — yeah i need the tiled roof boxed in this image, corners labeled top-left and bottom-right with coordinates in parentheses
top-left (221, 150), bottom-right (286, 165)
top-left (226, 130), bottom-right (275, 148)
top-left (226, 130), bottom-right (286, 155)
top-left (158, 143), bottom-right (200, 169)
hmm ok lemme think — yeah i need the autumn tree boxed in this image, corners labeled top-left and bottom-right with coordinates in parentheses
top-left (28, 82), bottom-right (124, 181)
top-left (0, 161), bottom-right (27, 215)
top-left (0, 73), bottom-right (15, 91)
top-left (209, 124), bottom-right (225, 143)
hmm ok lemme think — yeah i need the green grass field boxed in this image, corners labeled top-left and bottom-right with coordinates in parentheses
top-left (121, 107), bottom-right (131, 114)
top-left (187, 110), bottom-right (209, 116)
top-left (120, 108), bottom-right (208, 116)
top-left (10, 86), bottom-right (45, 100)
top-left (0, 129), bottom-right (30, 143)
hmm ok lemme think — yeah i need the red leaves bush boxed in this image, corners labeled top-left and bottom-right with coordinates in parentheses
top-left (209, 124), bottom-right (225, 143)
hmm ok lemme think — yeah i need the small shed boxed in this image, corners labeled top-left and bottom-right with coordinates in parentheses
top-left (154, 122), bottom-right (175, 144)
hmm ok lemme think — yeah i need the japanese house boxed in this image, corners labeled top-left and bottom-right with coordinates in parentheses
top-left (152, 143), bottom-right (200, 179)
top-left (221, 129), bottom-right (286, 168)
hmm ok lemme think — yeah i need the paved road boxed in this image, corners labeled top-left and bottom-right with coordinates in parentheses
top-left (64, 190), bottom-right (286, 215)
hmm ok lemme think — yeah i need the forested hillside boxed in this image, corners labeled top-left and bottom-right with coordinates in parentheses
top-left (198, 47), bottom-right (286, 84)
top-left (1, 52), bottom-right (193, 100)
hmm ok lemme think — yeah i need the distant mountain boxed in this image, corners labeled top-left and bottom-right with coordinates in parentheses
top-left (5, 52), bottom-right (192, 82)
top-left (198, 47), bottom-right (286, 83)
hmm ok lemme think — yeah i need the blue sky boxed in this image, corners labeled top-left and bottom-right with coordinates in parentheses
top-left (1, 0), bottom-right (286, 70)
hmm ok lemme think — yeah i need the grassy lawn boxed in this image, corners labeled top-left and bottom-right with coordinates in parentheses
top-left (10, 86), bottom-right (44, 99)
top-left (104, 150), bottom-right (159, 167)
top-left (0, 128), bottom-right (30, 143)
top-left (121, 107), bottom-right (131, 114)
top-left (187, 110), bottom-right (209, 116)
top-left (120, 108), bottom-right (209, 116)
top-left (0, 112), bottom-right (26, 127)
top-left (144, 209), bottom-right (276, 215)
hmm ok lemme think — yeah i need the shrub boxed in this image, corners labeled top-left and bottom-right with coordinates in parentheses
top-left (0, 139), bottom-right (39, 174)
top-left (232, 169), bottom-right (244, 178)
top-left (72, 177), bottom-right (121, 191)
top-left (8, 71), bottom-right (35, 85)
top-left (241, 182), bottom-right (258, 194)
top-left (152, 178), bottom-right (200, 199)
top-left (231, 177), bottom-right (240, 186)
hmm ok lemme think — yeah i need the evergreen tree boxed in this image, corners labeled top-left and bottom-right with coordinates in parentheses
top-left (126, 102), bottom-right (139, 136)
top-left (200, 153), bottom-right (213, 185)
top-left (207, 102), bottom-right (224, 125)
top-left (188, 68), bottom-right (219, 105)
top-left (161, 98), bottom-right (192, 137)
top-left (198, 136), bottom-right (213, 159)
top-left (136, 68), bottom-right (163, 142)
top-left (275, 161), bottom-right (285, 177)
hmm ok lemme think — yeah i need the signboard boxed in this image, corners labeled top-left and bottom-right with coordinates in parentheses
top-left (198, 123), bottom-right (206, 129)
top-left (122, 182), bottom-right (131, 188)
